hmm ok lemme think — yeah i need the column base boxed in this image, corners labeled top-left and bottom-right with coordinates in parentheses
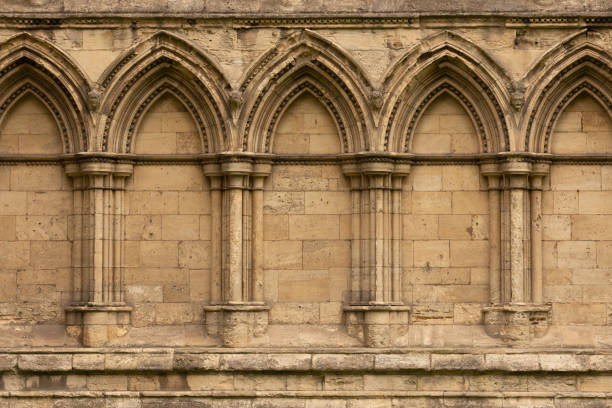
top-left (483, 304), bottom-right (551, 342)
top-left (203, 303), bottom-right (270, 347)
top-left (65, 305), bottom-right (132, 347)
top-left (344, 304), bottom-right (411, 347)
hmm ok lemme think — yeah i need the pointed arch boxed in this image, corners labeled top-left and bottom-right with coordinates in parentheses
top-left (0, 33), bottom-right (92, 153)
top-left (238, 30), bottom-right (374, 153)
top-left (382, 31), bottom-right (513, 153)
top-left (522, 30), bottom-right (612, 152)
top-left (99, 31), bottom-right (232, 153)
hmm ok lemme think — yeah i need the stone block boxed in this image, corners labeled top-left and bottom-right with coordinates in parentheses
top-left (579, 191), bottom-right (612, 214)
top-left (264, 240), bottom-right (302, 269)
top-left (129, 191), bottom-right (179, 215)
top-left (30, 241), bottom-right (70, 268)
top-left (0, 354), bottom-right (17, 371)
top-left (140, 241), bottom-right (179, 267)
top-left (263, 215), bottom-right (289, 240)
top-left (539, 354), bottom-right (589, 371)
top-left (442, 166), bottom-right (481, 191)
top-left (125, 215), bottom-right (162, 240)
top-left (542, 215), bottom-right (571, 240)
top-left (220, 354), bottom-right (311, 371)
top-left (363, 374), bottom-right (417, 391)
top-left (174, 353), bottom-right (220, 370)
top-left (572, 215), bottom-right (612, 240)
top-left (186, 373), bottom-right (234, 390)
top-left (0, 191), bottom-right (27, 215)
top-left (431, 354), bottom-right (484, 370)
top-left (162, 215), bottom-right (200, 240)
top-left (313, 354), bottom-right (373, 370)
top-left (269, 303), bottom-right (319, 324)
top-left (553, 303), bottom-right (607, 325)
top-left (264, 191), bottom-right (305, 215)
top-left (105, 353), bottom-right (173, 370)
top-left (72, 354), bottom-right (105, 371)
top-left (403, 215), bottom-right (438, 239)
top-left (484, 354), bottom-right (540, 371)
top-left (438, 215), bottom-right (471, 239)
top-left (452, 191), bottom-right (488, 214)
top-left (234, 373), bottom-right (287, 390)
top-left (323, 374), bottom-right (364, 390)
top-left (178, 191), bottom-right (210, 214)
top-left (132, 166), bottom-right (203, 191)
top-left (418, 374), bottom-right (465, 391)
top-left (449, 240), bottom-right (489, 267)
top-left (550, 166), bottom-right (601, 191)
top-left (178, 240), bottom-right (210, 268)
top-left (410, 167), bottom-right (442, 192)
top-left (18, 354), bottom-right (72, 371)
top-left (302, 240), bottom-right (350, 269)
top-left (87, 374), bottom-right (128, 390)
top-left (557, 241), bottom-right (596, 268)
top-left (289, 214), bottom-right (339, 240)
top-left (0, 271), bottom-right (17, 302)
top-left (413, 240), bottom-right (449, 267)
top-left (412, 192), bottom-right (451, 214)
top-left (304, 191), bottom-right (351, 214)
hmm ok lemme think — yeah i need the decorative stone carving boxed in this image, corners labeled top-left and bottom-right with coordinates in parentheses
top-left (202, 156), bottom-right (272, 346)
top-left (63, 157), bottom-right (133, 347)
top-left (480, 158), bottom-right (552, 342)
top-left (342, 155), bottom-right (411, 347)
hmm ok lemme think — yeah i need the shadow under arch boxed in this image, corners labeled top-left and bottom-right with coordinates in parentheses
top-left (382, 31), bottom-right (513, 153)
top-left (521, 30), bottom-right (612, 153)
top-left (0, 33), bottom-right (92, 153)
top-left (99, 31), bottom-right (232, 153)
top-left (238, 30), bottom-right (374, 153)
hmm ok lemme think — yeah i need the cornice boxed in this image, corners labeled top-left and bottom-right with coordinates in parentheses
top-left (0, 152), bottom-right (610, 166)
top-left (0, 15), bottom-right (611, 29)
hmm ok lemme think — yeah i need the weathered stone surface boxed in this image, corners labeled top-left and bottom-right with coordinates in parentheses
top-left (18, 354), bottom-right (72, 371)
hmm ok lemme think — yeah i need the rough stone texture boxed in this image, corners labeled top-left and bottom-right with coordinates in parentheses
top-left (0, 1), bottom-right (611, 405)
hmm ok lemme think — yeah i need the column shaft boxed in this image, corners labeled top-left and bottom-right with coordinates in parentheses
top-left (530, 177), bottom-right (544, 304)
top-left (251, 176), bottom-right (265, 302)
top-left (227, 174), bottom-right (245, 303)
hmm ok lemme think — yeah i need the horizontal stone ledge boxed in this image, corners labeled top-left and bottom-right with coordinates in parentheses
top-left (1, 391), bottom-right (612, 399)
top-left (3, 349), bottom-right (612, 373)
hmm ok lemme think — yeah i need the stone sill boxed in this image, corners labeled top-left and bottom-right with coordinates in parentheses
top-left (1, 391), bottom-right (612, 399)
top-left (2, 348), bottom-right (612, 373)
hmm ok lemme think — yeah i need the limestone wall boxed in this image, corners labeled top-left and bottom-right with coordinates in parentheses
top-left (0, 11), bottom-right (611, 406)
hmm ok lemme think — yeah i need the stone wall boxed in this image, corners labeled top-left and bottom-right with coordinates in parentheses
top-left (0, 6), bottom-right (611, 406)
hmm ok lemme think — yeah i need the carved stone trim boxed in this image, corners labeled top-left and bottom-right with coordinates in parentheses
top-left (264, 81), bottom-right (349, 153)
top-left (525, 55), bottom-right (612, 151)
top-left (125, 83), bottom-right (208, 153)
top-left (102, 57), bottom-right (226, 152)
top-left (483, 305), bottom-right (552, 342)
top-left (0, 83), bottom-right (70, 152)
top-left (543, 81), bottom-right (612, 152)
top-left (402, 82), bottom-right (488, 153)
top-left (0, 58), bottom-right (87, 151)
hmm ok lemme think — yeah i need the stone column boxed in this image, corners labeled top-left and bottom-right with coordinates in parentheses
top-left (64, 159), bottom-right (132, 347)
top-left (343, 157), bottom-right (411, 347)
top-left (482, 159), bottom-right (551, 342)
top-left (203, 156), bottom-right (271, 347)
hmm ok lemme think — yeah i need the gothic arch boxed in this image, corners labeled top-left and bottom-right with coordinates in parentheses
top-left (99, 31), bottom-right (232, 153)
top-left (238, 30), bottom-right (374, 153)
top-left (382, 31), bottom-right (513, 153)
top-left (0, 33), bottom-right (92, 153)
top-left (522, 30), bottom-right (612, 152)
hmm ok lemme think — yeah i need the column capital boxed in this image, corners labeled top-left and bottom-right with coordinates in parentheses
top-left (63, 159), bottom-right (133, 178)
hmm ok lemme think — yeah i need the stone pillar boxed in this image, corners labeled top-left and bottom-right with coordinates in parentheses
top-left (64, 159), bottom-right (132, 347)
top-left (482, 159), bottom-right (551, 342)
top-left (203, 157), bottom-right (271, 347)
top-left (343, 157), bottom-right (411, 347)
